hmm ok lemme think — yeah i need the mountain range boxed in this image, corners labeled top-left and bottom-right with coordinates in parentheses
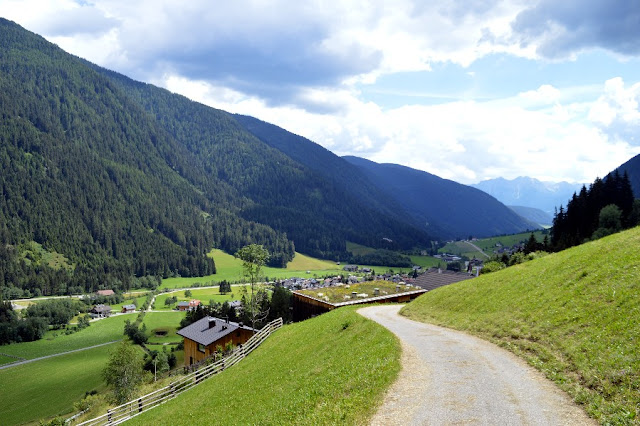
top-left (471, 177), bottom-right (585, 215)
top-left (0, 18), bottom-right (627, 296)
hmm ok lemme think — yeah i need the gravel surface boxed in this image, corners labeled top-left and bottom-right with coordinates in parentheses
top-left (359, 305), bottom-right (595, 426)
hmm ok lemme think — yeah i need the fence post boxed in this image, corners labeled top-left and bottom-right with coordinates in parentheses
top-left (107, 409), bottom-right (112, 424)
top-left (138, 398), bottom-right (143, 413)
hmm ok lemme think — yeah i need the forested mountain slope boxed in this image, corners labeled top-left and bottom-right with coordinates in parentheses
top-left (233, 114), bottom-right (419, 227)
top-left (0, 18), bottom-right (225, 295)
top-left (95, 68), bottom-right (432, 259)
top-left (0, 19), bottom-right (432, 296)
top-left (343, 156), bottom-right (538, 239)
top-left (613, 153), bottom-right (640, 198)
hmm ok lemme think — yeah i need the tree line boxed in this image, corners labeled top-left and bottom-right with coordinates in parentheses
top-left (551, 171), bottom-right (639, 250)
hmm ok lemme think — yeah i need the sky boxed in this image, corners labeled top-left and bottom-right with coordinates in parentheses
top-left (1, 0), bottom-right (640, 185)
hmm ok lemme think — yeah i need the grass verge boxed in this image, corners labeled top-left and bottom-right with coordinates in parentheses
top-left (128, 306), bottom-right (401, 425)
top-left (402, 227), bottom-right (640, 425)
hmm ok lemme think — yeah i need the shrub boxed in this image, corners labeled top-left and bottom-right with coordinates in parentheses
top-left (480, 261), bottom-right (506, 274)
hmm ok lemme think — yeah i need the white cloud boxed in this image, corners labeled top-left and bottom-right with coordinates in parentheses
top-left (589, 77), bottom-right (640, 126)
top-left (3, 0), bottom-right (640, 185)
top-left (163, 73), bottom-right (640, 185)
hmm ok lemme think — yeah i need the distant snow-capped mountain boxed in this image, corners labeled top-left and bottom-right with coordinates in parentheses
top-left (472, 177), bottom-right (584, 214)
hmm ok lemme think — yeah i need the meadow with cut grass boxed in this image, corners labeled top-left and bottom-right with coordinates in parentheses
top-left (0, 344), bottom-right (117, 425)
top-left (0, 314), bottom-right (130, 360)
top-left (402, 226), bottom-right (640, 425)
top-left (127, 306), bottom-right (401, 425)
top-left (143, 311), bottom-right (185, 345)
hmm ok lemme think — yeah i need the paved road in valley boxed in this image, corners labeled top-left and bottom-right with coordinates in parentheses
top-left (358, 305), bottom-right (594, 425)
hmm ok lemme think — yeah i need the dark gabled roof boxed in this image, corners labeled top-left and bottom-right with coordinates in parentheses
top-left (122, 304), bottom-right (136, 310)
top-left (413, 268), bottom-right (474, 291)
top-left (92, 304), bottom-right (111, 313)
top-left (177, 316), bottom-right (255, 346)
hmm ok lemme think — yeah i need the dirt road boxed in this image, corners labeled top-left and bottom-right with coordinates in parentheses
top-left (358, 305), bottom-right (594, 425)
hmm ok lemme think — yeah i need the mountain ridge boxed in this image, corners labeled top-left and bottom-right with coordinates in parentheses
top-left (342, 156), bottom-right (539, 239)
top-left (472, 176), bottom-right (584, 214)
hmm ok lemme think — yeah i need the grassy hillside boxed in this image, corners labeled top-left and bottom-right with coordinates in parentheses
top-left (439, 230), bottom-right (547, 258)
top-left (402, 227), bottom-right (640, 425)
top-left (128, 307), bottom-right (400, 425)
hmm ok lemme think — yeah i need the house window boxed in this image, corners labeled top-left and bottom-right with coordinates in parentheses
top-left (197, 343), bottom-right (205, 353)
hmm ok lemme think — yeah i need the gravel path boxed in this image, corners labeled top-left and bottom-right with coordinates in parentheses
top-left (359, 305), bottom-right (594, 426)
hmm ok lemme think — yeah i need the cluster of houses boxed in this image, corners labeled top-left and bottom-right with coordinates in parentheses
top-left (278, 271), bottom-right (417, 293)
top-left (88, 289), bottom-right (136, 319)
top-left (177, 299), bottom-right (201, 311)
top-left (493, 242), bottom-right (525, 256)
top-left (88, 302), bottom-right (136, 318)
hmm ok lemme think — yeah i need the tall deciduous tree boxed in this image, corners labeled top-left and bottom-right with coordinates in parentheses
top-left (235, 244), bottom-right (270, 331)
top-left (103, 342), bottom-right (145, 404)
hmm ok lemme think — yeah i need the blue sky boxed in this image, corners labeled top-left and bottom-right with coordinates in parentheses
top-left (2, 0), bottom-right (639, 184)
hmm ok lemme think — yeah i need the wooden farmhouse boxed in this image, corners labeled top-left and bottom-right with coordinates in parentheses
top-left (177, 316), bottom-right (256, 367)
top-left (90, 304), bottom-right (112, 318)
top-left (121, 304), bottom-right (136, 313)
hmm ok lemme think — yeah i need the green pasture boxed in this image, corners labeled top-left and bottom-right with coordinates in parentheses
top-left (409, 255), bottom-right (443, 269)
top-left (0, 314), bottom-right (129, 360)
top-left (0, 344), bottom-right (117, 425)
top-left (0, 354), bottom-right (18, 366)
top-left (128, 306), bottom-right (401, 425)
top-left (143, 312), bottom-right (185, 345)
top-left (438, 230), bottom-right (547, 258)
top-left (161, 249), bottom-right (345, 289)
top-left (403, 227), bottom-right (640, 425)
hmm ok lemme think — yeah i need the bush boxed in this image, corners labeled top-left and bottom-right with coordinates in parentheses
top-left (480, 261), bottom-right (506, 274)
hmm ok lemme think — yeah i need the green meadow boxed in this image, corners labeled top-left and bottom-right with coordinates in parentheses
top-left (0, 314), bottom-right (129, 360)
top-left (403, 226), bottom-right (640, 425)
top-left (0, 344), bottom-right (116, 425)
top-left (143, 311), bottom-right (186, 345)
top-left (161, 249), bottom-right (347, 289)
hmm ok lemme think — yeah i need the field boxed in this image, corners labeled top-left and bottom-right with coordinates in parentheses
top-left (402, 226), bottom-right (640, 425)
top-left (127, 306), bottom-right (401, 425)
top-left (161, 249), bottom-right (349, 289)
top-left (0, 314), bottom-right (130, 360)
top-left (298, 280), bottom-right (421, 304)
top-left (439, 230), bottom-right (547, 258)
top-left (0, 344), bottom-right (118, 425)
top-left (143, 312), bottom-right (186, 345)
top-left (409, 254), bottom-right (443, 269)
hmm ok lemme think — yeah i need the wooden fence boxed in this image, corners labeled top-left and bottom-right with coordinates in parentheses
top-left (75, 317), bottom-right (283, 426)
